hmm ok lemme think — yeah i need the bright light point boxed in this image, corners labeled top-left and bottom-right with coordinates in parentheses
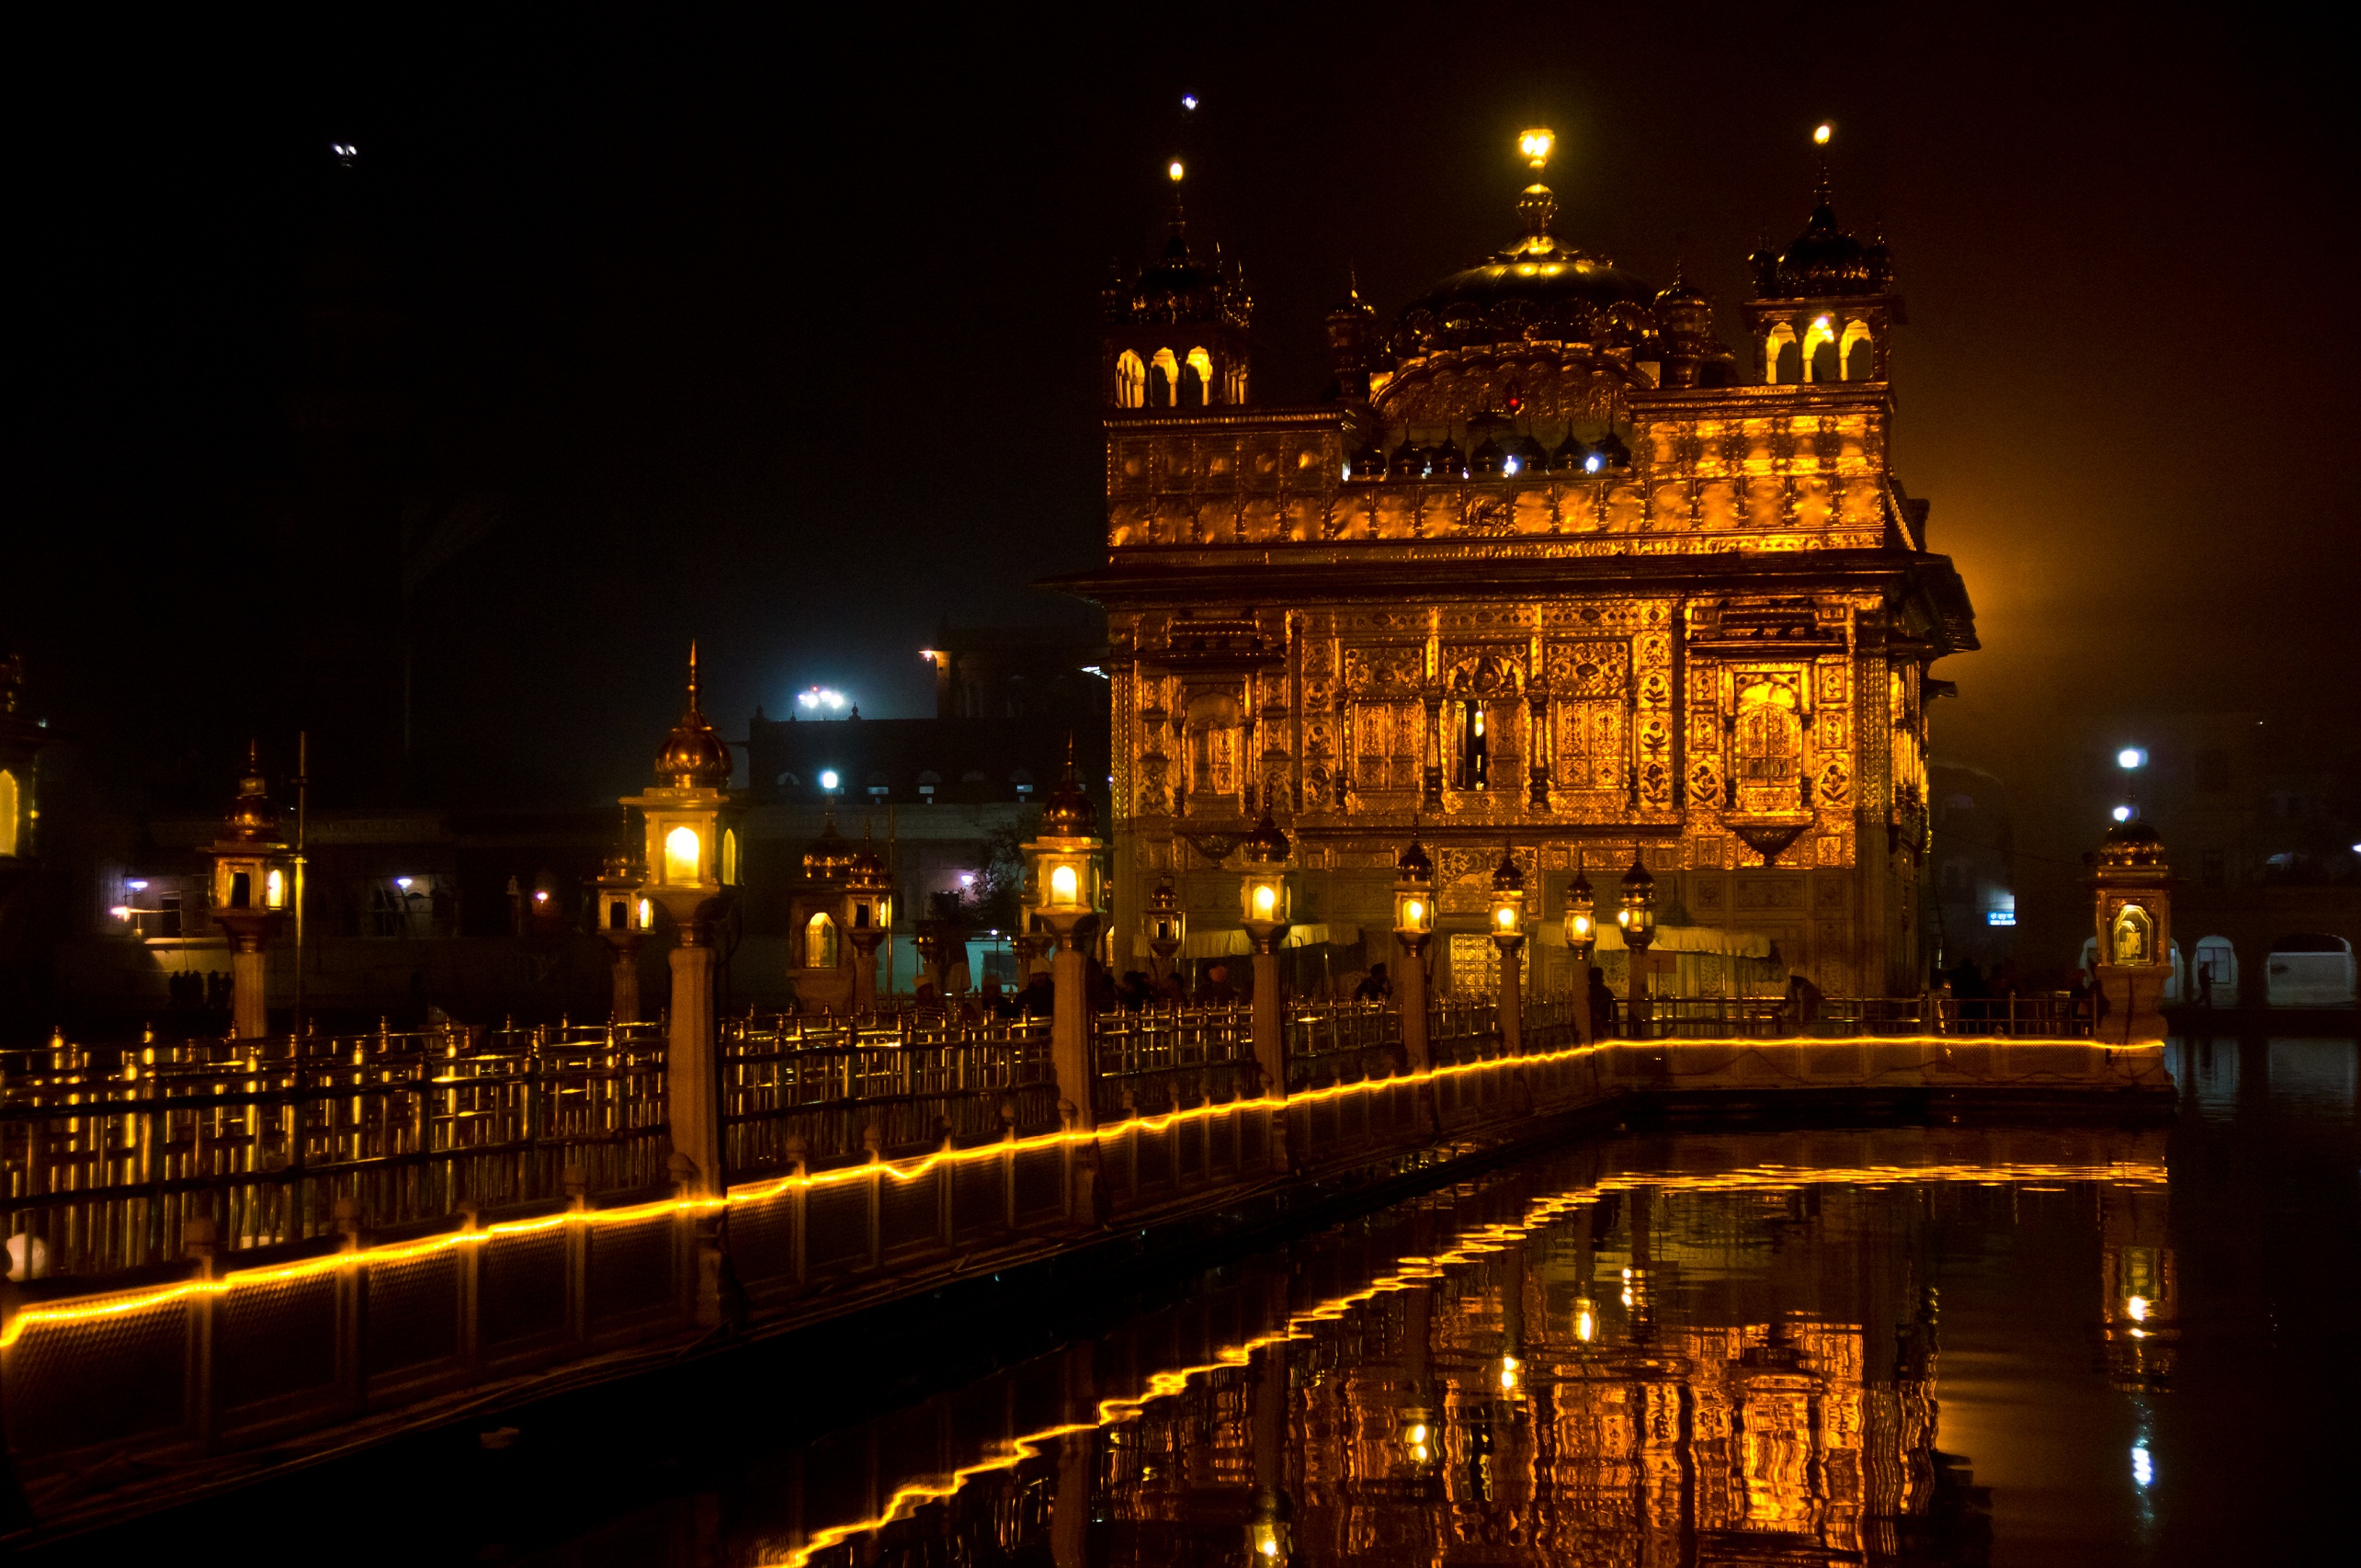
top-left (796, 686), bottom-right (849, 713)
top-left (1814, 122), bottom-right (1833, 145)
top-left (2127, 1295), bottom-right (2150, 1322)
top-left (395, 877), bottom-right (414, 892)
top-left (819, 769), bottom-right (840, 791)
top-left (533, 890), bottom-right (549, 903)
top-left (1253, 883), bottom-right (1277, 916)
top-left (1618, 908), bottom-right (1631, 926)
top-left (1402, 899), bottom-right (1425, 925)
top-left (2112, 805), bottom-right (2133, 823)
top-left (1168, 159), bottom-right (1185, 182)
top-left (664, 825), bottom-right (700, 881)
top-left (2131, 1442), bottom-right (2153, 1490)
top-left (2117, 747), bottom-right (2147, 769)
top-left (126, 879), bottom-right (148, 892)
top-left (1496, 907), bottom-right (1515, 927)
top-left (1583, 453), bottom-right (1605, 472)
top-left (1181, 94), bottom-right (1198, 110)
top-left (1050, 864), bottom-right (1079, 901)
top-left (1503, 455), bottom-right (1520, 475)
top-left (109, 906), bottom-right (131, 920)
top-left (1517, 127), bottom-right (1555, 168)
top-left (919, 649), bottom-right (940, 663)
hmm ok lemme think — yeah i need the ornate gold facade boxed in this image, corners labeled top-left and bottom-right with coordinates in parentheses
top-left (1063, 135), bottom-right (1974, 996)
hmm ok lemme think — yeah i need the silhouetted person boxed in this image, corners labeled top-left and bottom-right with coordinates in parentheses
top-left (1353, 962), bottom-right (1391, 1002)
top-left (2196, 961), bottom-right (2215, 1008)
top-left (1587, 966), bottom-right (1618, 1035)
top-left (1016, 972), bottom-right (1054, 1018)
top-left (1784, 972), bottom-right (1823, 1030)
top-left (1199, 962), bottom-right (1237, 1005)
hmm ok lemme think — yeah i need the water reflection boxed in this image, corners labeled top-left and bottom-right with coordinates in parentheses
top-left (585, 1127), bottom-right (2166, 1568)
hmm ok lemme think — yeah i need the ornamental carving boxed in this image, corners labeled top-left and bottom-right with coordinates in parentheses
top-left (1545, 641), bottom-right (1627, 697)
top-left (1442, 646), bottom-right (1526, 699)
top-left (1342, 645), bottom-right (1425, 696)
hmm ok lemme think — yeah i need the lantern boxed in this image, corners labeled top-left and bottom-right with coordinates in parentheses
top-left (1147, 875), bottom-right (1186, 947)
top-left (1617, 856), bottom-right (1657, 949)
top-left (1392, 837), bottom-right (1435, 940)
top-left (207, 744), bottom-right (290, 923)
top-left (1245, 1488), bottom-right (1292, 1564)
top-left (1562, 865), bottom-right (1595, 962)
top-left (1239, 809), bottom-right (1291, 932)
top-left (619, 645), bottom-right (739, 935)
top-left (1021, 751), bottom-right (1105, 940)
top-left (1487, 849), bottom-right (1526, 948)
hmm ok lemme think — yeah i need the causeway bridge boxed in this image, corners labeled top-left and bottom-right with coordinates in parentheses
top-left (1, 994), bottom-right (2164, 1537)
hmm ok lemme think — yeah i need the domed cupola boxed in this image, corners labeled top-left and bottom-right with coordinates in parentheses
top-left (1428, 437), bottom-right (1467, 481)
top-left (802, 808), bottom-right (854, 883)
top-left (1650, 265), bottom-right (1736, 388)
top-left (1470, 431), bottom-right (1505, 477)
top-left (1390, 434), bottom-right (1427, 479)
top-left (1551, 429), bottom-right (1595, 475)
top-left (653, 644), bottom-right (732, 790)
top-left (1741, 124), bottom-right (1901, 386)
top-left (1347, 437), bottom-right (1389, 482)
top-left (1102, 159), bottom-right (1254, 410)
top-left (1040, 743), bottom-right (1099, 838)
top-left (1377, 129), bottom-right (1663, 434)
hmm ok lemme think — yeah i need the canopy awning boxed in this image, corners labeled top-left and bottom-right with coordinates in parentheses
top-left (1149, 924), bottom-right (1365, 960)
top-left (1537, 922), bottom-right (1775, 959)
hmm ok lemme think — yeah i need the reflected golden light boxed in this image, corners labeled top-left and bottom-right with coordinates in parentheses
top-left (1050, 864), bottom-right (1079, 901)
top-left (1402, 899), bottom-right (1425, 925)
top-left (1574, 1299), bottom-right (1596, 1342)
top-left (1495, 906), bottom-right (1516, 928)
top-left (264, 869), bottom-right (285, 909)
top-left (1518, 128), bottom-right (1555, 168)
top-left (2126, 1295), bottom-right (2150, 1322)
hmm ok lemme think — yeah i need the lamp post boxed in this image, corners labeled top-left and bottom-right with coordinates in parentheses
top-left (1022, 756), bottom-right (1105, 1132)
top-left (591, 812), bottom-right (654, 1024)
top-left (843, 825), bottom-right (892, 1016)
top-left (1239, 809), bottom-right (1291, 1100)
top-left (1488, 849), bottom-right (1527, 1057)
top-left (1562, 863), bottom-right (1596, 1043)
top-left (204, 743), bottom-right (290, 1042)
top-left (619, 646), bottom-right (739, 1218)
top-left (1618, 856), bottom-right (1657, 1039)
top-left (1392, 837), bottom-right (1436, 1074)
top-left (1145, 875), bottom-right (1185, 988)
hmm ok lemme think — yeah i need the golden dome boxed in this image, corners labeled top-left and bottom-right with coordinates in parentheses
top-left (1396, 837), bottom-right (1434, 881)
top-left (220, 741), bottom-right (281, 846)
top-left (1491, 848), bottom-right (1525, 893)
top-left (846, 824), bottom-right (891, 892)
top-left (2099, 818), bottom-right (2167, 869)
top-left (1242, 808), bottom-right (1290, 865)
top-left (654, 644), bottom-right (732, 790)
top-left (1041, 744), bottom-right (1099, 837)
top-left (803, 808), bottom-right (854, 883)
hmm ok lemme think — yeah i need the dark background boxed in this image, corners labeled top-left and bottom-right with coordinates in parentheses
top-left (12, 4), bottom-right (2355, 817)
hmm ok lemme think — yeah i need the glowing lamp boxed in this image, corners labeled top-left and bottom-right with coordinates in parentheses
top-left (1239, 808), bottom-right (1291, 934)
top-left (1497, 1353), bottom-right (1523, 1394)
top-left (1168, 159), bottom-right (1185, 182)
top-left (1618, 856), bottom-right (1657, 949)
top-left (1393, 835), bottom-right (1435, 938)
top-left (1814, 122), bottom-right (1833, 145)
top-left (1573, 1297), bottom-right (1597, 1343)
top-left (2112, 804), bottom-right (2133, 824)
top-left (2117, 747), bottom-right (2147, 769)
top-left (1245, 1489), bottom-right (1291, 1564)
top-left (845, 834), bottom-right (892, 935)
top-left (206, 748), bottom-right (290, 926)
top-left (1487, 848), bottom-right (1526, 949)
top-left (1517, 127), bottom-right (1555, 168)
top-left (1562, 867), bottom-right (1595, 961)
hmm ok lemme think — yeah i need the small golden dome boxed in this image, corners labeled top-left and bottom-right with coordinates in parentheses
top-left (846, 824), bottom-right (891, 892)
top-left (1040, 741), bottom-right (1098, 837)
top-left (803, 809), bottom-right (854, 883)
top-left (654, 644), bottom-right (732, 790)
top-left (1396, 837), bottom-right (1434, 881)
top-left (221, 741), bottom-right (280, 845)
top-left (1492, 849), bottom-right (1525, 892)
top-left (2099, 818), bottom-right (2166, 869)
top-left (1242, 808), bottom-right (1289, 865)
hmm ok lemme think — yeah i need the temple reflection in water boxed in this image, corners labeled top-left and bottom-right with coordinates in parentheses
top-left (738, 1127), bottom-right (2165, 1568)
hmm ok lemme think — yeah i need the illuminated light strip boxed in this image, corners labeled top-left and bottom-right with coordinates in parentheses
top-left (0, 1035), bottom-right (2152, 1350)
top-left (762, 1150), bottom-right (2163, 1566)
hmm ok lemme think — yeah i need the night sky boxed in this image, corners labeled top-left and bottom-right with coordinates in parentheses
top-left (14, 6), bottom-right (2356, 818)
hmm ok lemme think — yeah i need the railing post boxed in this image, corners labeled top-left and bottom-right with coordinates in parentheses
top-left (455, 1200), bottom-right (483, 1375)
top-left (783, 1136), bottom-right (810, 1290)
top-left (936, 1120), bottom-right (957, 1249)
top-left (1049, 936), bottom-right (1097, 1134)
top-left (1249, 939), bottom-right (1286, 1101)
top-left (999, 1101), bottom-right (1019, 1233)
top-left (560, 1166), bottom-right (589, 1346)
top-left (182, 1214), bottom-right (220, 1446)
top-left (333, 1197), bottom-right (366, 1408)
top-left (862, 1124), bottom-right (884, 1270)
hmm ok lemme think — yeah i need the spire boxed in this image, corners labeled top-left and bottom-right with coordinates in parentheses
top-left (1812, 121), bottom-right (1835, 211)
top-left (686, 642), bottom-right (703, 718)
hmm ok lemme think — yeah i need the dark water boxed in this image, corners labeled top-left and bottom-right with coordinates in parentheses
top-left (54, 1036), bottom-right (2359, 1566)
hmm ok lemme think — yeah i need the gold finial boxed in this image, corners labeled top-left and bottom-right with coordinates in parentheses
top-left (1518, 128), bottom-right (1555, 170)
top-left (686, 642), bottom-right (702, 716)
top-left (1813, 121), bottom-right (1833, 146)
top-left (1167, 159), bottom-right (1185, 183)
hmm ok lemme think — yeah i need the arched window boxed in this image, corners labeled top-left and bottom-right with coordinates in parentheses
top-left (1765, 324), bottom-right (1799, 384)
top-left (1113, 349), bottom-right (1146, 409)
top-left (1149, 348), bottom-right (1180, 408)
top-left (1456, 702), bottom-right (1491, 790)
top-left (1840, 320), bottom-right (1875, 381)
top-left (721, 828), bottom-right (740, 886)
top-left (1225, 362), bottom-right (1248, 405)
top-left (1184, 347), bottom-right (1214, 406)
top-left (1803, 316), bottom-right (1838, 383)
top-left (0, 768), bottom-right (17, 858)
top-left (805, 911), bottom-right (839, 969)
